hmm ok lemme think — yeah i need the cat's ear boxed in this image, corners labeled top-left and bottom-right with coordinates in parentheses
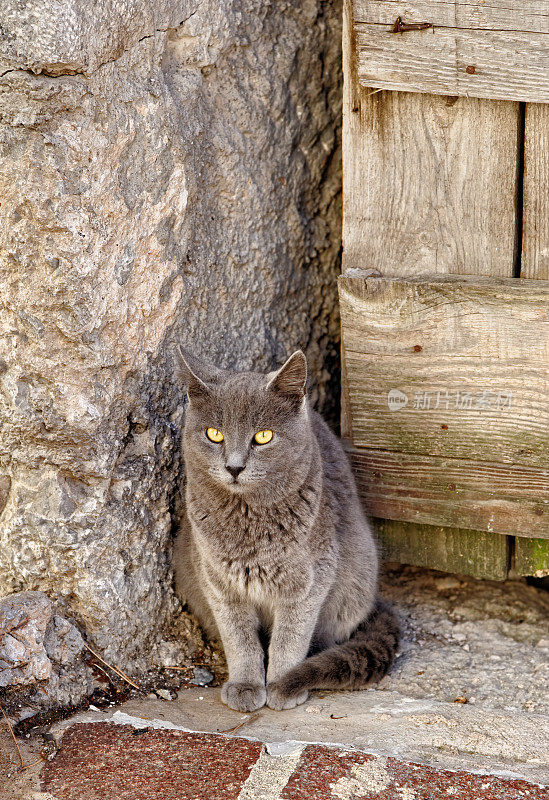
top-left (174, 347), bottom-right (223, 401)
top-left (266, 350), bottom-right (307, 404)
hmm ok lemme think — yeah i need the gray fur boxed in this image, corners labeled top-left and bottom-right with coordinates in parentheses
top-left (173, 349), bottom-right (399, 712)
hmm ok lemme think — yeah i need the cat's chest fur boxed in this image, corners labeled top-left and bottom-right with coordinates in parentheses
top-left (187, 482), bottom-right (329, 599)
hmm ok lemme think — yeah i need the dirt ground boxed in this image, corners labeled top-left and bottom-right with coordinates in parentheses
top-left (0, 724), bottom-right (43, 799)
top-left (378, 565), bottom-right (549, 714)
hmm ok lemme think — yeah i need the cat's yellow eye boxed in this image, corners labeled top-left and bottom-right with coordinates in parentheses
top-left (206, 427), bottom-right (224, 443)
top-left (254, 429), bottom-right (273, 445)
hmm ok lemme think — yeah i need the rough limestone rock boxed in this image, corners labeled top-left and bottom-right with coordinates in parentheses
top-left (0, 0), bottom-right (342, 674)
top-left (0, 591), bottom-right (92, 714)
top-left (0, 592), bottom-right (53, 689)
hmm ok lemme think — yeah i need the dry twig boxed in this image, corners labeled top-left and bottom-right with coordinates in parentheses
top-left (218, 711), bottom-right (261, 733)
top-left (91, 661), bottom-right (117, 686)
top-left (83, 643), bottom-right (141, 691)
top-left (0, 702), bottom-right (25, 770)
top-left (18, 756), bottom-right (44, 772)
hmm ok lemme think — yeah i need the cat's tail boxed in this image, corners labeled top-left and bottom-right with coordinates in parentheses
top-left (273, 600), bottom-right (400, 698)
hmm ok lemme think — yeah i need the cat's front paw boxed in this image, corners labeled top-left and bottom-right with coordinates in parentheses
top-left (266, 682), bottom-right (308, 711)
top-left (221, 681), bottom-right (266, 712)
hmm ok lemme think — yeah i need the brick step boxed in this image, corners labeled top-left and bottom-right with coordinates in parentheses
top-left (41, 720), bottom-right (548, 800)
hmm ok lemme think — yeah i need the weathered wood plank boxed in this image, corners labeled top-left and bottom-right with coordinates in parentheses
top-left (354, 22), bottom-right (549, 103)
top-left (342, 10), bottom-right (518, 277)
top-left (349, 448), bottom-right (549, 537)
top-left (339, 273), bottom-right (549, 359)
top-left (374, 518), bottom-right (510, 580)
top-left (353, 0), bottom-right (549, 35)
top-left (339, 273), bottom-right (549, 467)
top-left (340, 339), bottom-right (353, 441)
top-left (342, 0), bottom-right (539, 576)
top-left (345, 351), bottom-right (547, 467)
top-left (522, 103), bottom-right (549, 281)
top-left (514, 537), bottom-right (549, 577)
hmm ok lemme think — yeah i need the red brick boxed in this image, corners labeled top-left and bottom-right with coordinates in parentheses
top-left (281, 745), bottom-right (548, 800)
top-left (41, 723), bottom-right (262, 800)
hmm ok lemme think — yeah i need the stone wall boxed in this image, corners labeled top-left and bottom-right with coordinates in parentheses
top-left (0, 0), bottom-right (342, 671)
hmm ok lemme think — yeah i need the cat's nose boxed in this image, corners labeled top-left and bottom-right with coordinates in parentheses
top-left (226, 464), bottom-right (244, 479)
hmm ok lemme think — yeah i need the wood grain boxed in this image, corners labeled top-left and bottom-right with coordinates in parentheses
top-left (374, 518), bottom-right (510, 580)
top-left (342, 15), bottom-right (518, 277)
top-left (353, 0), bottom-right (549, 33)
top-left (349, 448), bottom-right (549, 537)
top-left (346, 355), bottom-right (547, 466)
top-left (340, 273), bottom-right (549, 467)
top-left (342, 0), bottom-right (546, 574)
top-left (352, 5), bottom-right (549, 104)
top-left (522, 103), bottom-right (549, 280)
top-left (339, 273), bottom-right (549, 359)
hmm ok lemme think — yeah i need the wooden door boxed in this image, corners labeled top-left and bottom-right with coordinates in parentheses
top-left (341, 0), bottom-right (549, 579)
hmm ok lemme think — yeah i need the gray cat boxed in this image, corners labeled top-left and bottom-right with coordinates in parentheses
top-left (173, 349), bottom-right (399, 712)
